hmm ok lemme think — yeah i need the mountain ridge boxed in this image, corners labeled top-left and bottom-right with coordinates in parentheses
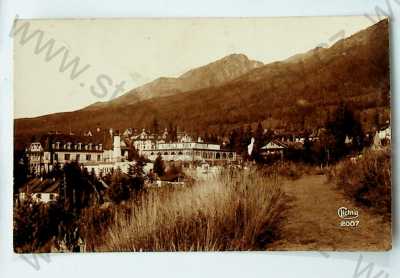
top-left (87, 53), bottom-right (263, 109)
top-left (15, 19), bottom-right (390, 149)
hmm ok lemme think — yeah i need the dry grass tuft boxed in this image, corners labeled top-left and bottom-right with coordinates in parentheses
top-left (93, 170), bottom-right (288, 251)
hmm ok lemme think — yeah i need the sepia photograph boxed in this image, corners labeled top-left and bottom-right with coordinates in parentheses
top-left (12, 17), bottom-right (391, 253)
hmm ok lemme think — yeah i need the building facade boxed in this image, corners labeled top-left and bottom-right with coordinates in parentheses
top-left (127, 128), bottom-right (237, 163)
top-left (26, 131), bottom-right (127, 175)
top-left (260, 140), bottom-right (288, 159)
top-left (141, 142), bottom-right (237, 162)
top-left (26, 128), bottom-right (238, 176)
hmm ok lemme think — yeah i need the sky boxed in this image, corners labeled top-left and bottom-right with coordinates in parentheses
top-left (13, 16), bottom-right (379, 119)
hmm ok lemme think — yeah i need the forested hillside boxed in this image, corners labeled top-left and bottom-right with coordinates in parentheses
top-left (15, 19), bottom-right (390, 148)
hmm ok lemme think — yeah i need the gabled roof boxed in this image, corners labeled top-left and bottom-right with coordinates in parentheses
top-left (84, 130), bottom-right (93, 136)
top-left (19, 178), bottom-right (60, 194)
top-left (122, 128), bottom-right (133, 136)
top-left (261, 140), bottom-right (288, 150)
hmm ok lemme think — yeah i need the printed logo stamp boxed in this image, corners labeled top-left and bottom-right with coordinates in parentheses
top-left (338, 207), bottom-right (360, 227)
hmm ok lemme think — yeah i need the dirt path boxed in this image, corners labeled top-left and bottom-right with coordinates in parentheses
top-left (268, 175), bottom-right (391, 251)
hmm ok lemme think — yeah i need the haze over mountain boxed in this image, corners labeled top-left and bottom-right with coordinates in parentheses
top-left (15, 19), bottom-right (389, 148)
top-left (88, 53), bottom-right (263, 109)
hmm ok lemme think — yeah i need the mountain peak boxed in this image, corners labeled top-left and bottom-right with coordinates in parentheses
top-left (179, 53), bottom-right (263, 79)
top-left (221, 53), bottom-right (249, 61)
top-left (89, 53), bottom-right (263, 109)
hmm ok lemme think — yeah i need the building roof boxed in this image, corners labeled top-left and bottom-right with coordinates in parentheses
top-left (19, 178), bottom-right (60, 194)
top-left (261, 140), bottom-right (288, 150)
top-left (30, 132), bottom-right (114, 152)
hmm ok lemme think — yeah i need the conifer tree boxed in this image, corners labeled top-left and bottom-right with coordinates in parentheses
top-left (153, 154), bottom-right (165, 177)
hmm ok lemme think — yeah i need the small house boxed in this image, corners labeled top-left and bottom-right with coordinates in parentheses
top-left (261, 140), bottom-right (288, 159)
top-left (17, 178), bottom-right (60, 203)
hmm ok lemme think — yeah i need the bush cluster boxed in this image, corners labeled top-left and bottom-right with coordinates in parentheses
top-left (332, 148), bottom-right (391, 220)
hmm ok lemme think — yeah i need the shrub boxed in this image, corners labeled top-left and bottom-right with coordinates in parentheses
top-left (14, 198), bottom-right (65, 253)
top-left (153, 154), bottom-right (166, 177)
top-left (162, 164), bottom-right (184, 182)
top-left (108, 169), bottom-right (146, 203)
top-left (108, 172), bottom-right (132, 204)
top-left (333, 148), bottom-right (391, 220)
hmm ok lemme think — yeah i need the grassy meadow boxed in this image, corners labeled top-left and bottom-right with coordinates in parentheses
top-left (90, 170), bottom-right (289, 251)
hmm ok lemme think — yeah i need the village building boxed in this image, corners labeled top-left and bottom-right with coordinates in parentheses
top-left (260, 140), bottom-right (288, 159)
top-left (378, 124), bottom-right (391, 144)
top-left (26, 134), bottom-right (105, 174)
top-left (16, 178), bottom-right (60, 203)
top-left (140, 141), bottom-right (237, 163)
top-left (129, 128), bottom-right (168, 151)
top-left (26, 130), bottom-right (130, 176)
top-left (371, 131), bottom-right (383, 151)
top-left (25, 126), bottom-right (239, 182)
top-left (274, 129), bottom-right (322, 144)
top-left (273, 130), bottom-right (306, 144)
top-left (128, 128), bottom-right (237, 163)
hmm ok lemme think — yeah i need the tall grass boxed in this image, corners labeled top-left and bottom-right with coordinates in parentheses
top-left (93, 170), bottom-right (288, 251)
top-left (330, 148), bottom-right (391, 220)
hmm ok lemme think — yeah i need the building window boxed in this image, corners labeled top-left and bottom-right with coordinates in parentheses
top-left (86, 154), bottom-right (91, 161)
top-left (54, 153), bottom-right (58, 161)
top-left (97, 155), bottom-right (101, 161)
top-left (36, 193), bottom-right (41, 199)
top-left (49, 194), bottom-right (54, 201)
top-left (76, 154), bottom-right (80, 161)
top-left (64, 153), bottom-right (70, 161)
